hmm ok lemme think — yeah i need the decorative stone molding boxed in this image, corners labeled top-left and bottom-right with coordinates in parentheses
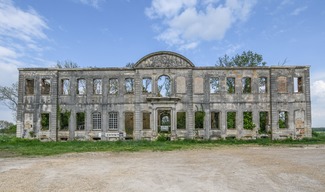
top-left (135, 51), bottom-right (195, 68)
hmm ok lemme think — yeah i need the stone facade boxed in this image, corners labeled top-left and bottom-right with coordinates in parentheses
top-left (16, 51), bottom-right (312, 141)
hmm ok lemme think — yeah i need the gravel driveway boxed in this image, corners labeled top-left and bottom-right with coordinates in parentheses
top-left (1, 145), bottom-right (325, 192)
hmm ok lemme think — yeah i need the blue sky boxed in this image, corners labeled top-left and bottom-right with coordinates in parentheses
top-left (1, 0), bottom-right (325, 127)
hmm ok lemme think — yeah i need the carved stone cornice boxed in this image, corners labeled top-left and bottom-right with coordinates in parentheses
top-left (134, 51), bottom-right (195, 69)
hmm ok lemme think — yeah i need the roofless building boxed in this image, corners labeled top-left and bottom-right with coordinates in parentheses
top-left (17, 51), bottom-right (311, 141)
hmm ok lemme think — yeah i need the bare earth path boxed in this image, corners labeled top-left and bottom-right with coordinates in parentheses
top-left (1, 145), bottom-right (325, 192)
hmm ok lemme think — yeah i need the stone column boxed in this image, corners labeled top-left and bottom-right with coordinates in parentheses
top-left (69, 109), bottom-right (76, 140)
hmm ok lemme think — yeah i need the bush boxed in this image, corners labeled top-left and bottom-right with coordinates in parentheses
top-left (157, 133), bottom-right (169, 141)
top-left (312, 130), bottom-right (320, 137)
top-left (0, 125), bottom-right (16, 135)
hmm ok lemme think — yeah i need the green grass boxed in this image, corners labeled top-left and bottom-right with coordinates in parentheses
top-left (1, 132), bottom-right (325, 157)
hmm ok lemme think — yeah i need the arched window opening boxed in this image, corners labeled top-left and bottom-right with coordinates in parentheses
top-left (158, 75), bottom-right (171, 97)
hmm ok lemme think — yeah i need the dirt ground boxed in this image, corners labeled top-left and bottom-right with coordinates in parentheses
top-left (1, 145), bottom-right (325, 192)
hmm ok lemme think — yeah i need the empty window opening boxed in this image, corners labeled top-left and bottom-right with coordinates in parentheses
top-left (93, 79), bottom-right (102, 94)
top-left (211, 112), bottom-right (220, 129)
top-left (177, 112), bottom-right (186, 129)
top-left (61, 79), bottom-right (70, 95)
top-left (142, 78), bottom-right (152, 93)
top-left (195, 111), bottom-right (205, 129)
top-left (92, 112), bottom-right (101, 130)
top-left (60, 112), bottom-right (70, 131)
top-left (259, 77), bottom-right (267, 93)
top-left (259, 111), bottom-right (269, 133)
top-left (210, 77), bottom-right (220, 93)
top-left (227, 112), bottom-right (236, 129)
top-left (109, 78), bottom-right (119, 94)
top-left (243, 112), bottom-right (255, 130)
top-left (41, 113), bottom-right (49, 131)
top-left (41, 78), bottom-right (51, 95)
top-left (242, 77), bottom-right (251, 93)
top-left (109, 112), bottom-right (118, 130)
top-left (277, 76), bottom-right (287, 93)
top-left (76, 112), bottom-right (85, 131)
top-left (77, 79), bottom-right (86, 95)
top-left (279, 111), bottom-right (288, 129)
top-left (25, 79), bottom-right (34, 95)
top-left (158, 75), bottom-right (171, 97)
top-left (143, 112), bottom-right (151, 129)
top-left (125, 112), bottom-right (134, 136)
top-left (227, 77), bottom-right (235, 94)
top-left (125, 78), bottom-right (134, 93)
top-left (294, 77), bottom-right (303, 93)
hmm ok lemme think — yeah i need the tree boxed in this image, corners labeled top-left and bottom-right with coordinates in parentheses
top-left (0, 120), bottom-right (14, 129)
top-left (56, 60), bottom-right (80, 68)
top-left (126, 62), bottom-right (135, 68)
top-left (216, 51), bottom-right (267, 67)
top-left (0, 82), bottom-right (18, 118)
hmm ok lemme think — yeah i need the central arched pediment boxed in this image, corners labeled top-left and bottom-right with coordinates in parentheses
top-left (134, 51), bottom-right (195, 69)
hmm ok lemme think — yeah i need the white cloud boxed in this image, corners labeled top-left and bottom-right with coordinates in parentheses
top-left (291, 6), bottom-right (307, 16)
top-left (311, 80), bottom-right (325, 99)
top-left (78, 0), bottom-right (105, 9)
top-left (145, 0), bottom-right (197, 19)
top-left (0, 0), bottom-right (49, 86)
top-left (311, 80), bottom-right (325, 127)
top-left (0, 46), bottom-right (17, 58)
top-left (0, 0), bottom-right (48, 42)
top-left (146, 0), bottom-right (257, 50)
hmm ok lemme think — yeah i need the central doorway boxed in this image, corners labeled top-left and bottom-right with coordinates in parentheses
top-left (158, 110), bottom-right (171, 133)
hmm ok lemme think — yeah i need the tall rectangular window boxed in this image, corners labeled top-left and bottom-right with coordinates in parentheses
top-left (279, 111), bottom-right (288, 129)
top-left (41, 78), bottom-right (51, 95)
top-left (277, 76), bottom-right (287, 93)
top-left (109, 78), bottom-right (119, 94)
top-left (211, 112), bottom-right (220, 129)
top-left (227, 112), bottom-right (236, 129)
top-left (125, 78), bottom-right (134, 93)
top-left (61, 79), bottom-right (70, 95)
top-left (76, 112), bottom-right (85, 130)
top-left (60, 112), bottom-right (69, 131)
top-left (177, 112), bottom-right (186, 129)
top-left (92, 112), bottom-right (101, 130)
top-left (195, 111), bottom-right (205, 129)
top-left (242, 77), bottom-right (251, 93)
top-left (109, 112), bottom-right (118, 130)
top-left (142, 78), bottom-right (152, 93)
top-left (259, 111), bottom-right (268, 133)
top-left (25, 79), bottom-right (34, 95)
top-left (259, 77), bottom-right (267, 93)
top-left (41, 113), bottom-right (49, 130)
top-left (77, 79), bottom-right (86, 95)
top-left (243, 112), bottom-right (254, 130)
top-left (210, 77), bottom-right (220, 93)
top-left (143, 112), bottom-right (151, 129)
top-left (227, 77), bottom-right (235, 94)
top-left (294, 77), bottom-right (303, 93)
top-left (93, 79), bottom-right (102, 94)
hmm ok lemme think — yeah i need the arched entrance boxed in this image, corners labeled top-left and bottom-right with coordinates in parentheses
top-left (158, 110), bottom-right (171, 133)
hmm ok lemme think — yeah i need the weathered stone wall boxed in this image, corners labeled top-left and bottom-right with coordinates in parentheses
top-left (16, 52), bottom-right (311, 141)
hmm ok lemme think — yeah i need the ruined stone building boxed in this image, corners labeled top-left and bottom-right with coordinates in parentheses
top-left (16, 51), bottom-right (312, 141)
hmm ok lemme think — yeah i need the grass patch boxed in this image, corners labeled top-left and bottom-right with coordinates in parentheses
top-left (1, 132), bottom-right (325, 157)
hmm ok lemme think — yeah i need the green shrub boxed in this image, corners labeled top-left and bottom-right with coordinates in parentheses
top-left (157, 133), bottom-right (169, 141)
top-left (0, 125), bottom-right (16, 134)
top-left (312, 130), bottom-right (320, 137)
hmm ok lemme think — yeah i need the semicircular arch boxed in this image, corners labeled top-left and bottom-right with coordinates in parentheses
top-left (134, 51), bottom-right (195, 69)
